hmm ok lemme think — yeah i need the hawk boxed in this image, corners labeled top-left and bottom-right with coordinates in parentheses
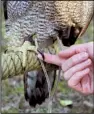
top-left (3, 1), bottom-right (94, 107)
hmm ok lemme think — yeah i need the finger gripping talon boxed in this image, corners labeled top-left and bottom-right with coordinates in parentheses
top-left (37, 49), bottom-right (45, 61)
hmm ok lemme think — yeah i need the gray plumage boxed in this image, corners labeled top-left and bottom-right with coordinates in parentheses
top-left (5, 1), bottom-right (93, 47)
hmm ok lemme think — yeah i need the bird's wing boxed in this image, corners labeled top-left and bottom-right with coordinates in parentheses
top-left (6, 1), bottom-right (32, 21)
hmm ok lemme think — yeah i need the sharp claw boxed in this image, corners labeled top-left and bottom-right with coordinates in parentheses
top-left (4, 49), bottom-right (7, 53)
top-left (37, 49), bottom-right (45, 60)
top-left (23, 67), bottom-right (25, 71)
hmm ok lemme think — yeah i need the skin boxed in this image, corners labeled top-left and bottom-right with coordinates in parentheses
top-left (38, 42), bottom-right (94, 95)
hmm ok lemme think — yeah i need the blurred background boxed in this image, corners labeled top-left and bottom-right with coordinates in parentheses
top-left (1, 16), bottom-right (94, 113)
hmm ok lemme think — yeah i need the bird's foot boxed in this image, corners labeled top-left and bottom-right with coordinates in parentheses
top-left (7, 41), bottom-right (37, 69)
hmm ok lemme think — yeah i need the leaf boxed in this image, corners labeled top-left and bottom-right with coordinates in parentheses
top-left (59, 99), bottom-right (73, 107)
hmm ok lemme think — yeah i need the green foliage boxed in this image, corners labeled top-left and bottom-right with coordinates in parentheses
top-left (57, 80), bottom-right (72, 94)
top-left (2, 108), bottom-right (19, 113)
top-left (75, 20), bottom-right (93, 44)
top-left (2, 79), bottom-right (24, 96)
top-left (59, 100), bottom-right (73, 107)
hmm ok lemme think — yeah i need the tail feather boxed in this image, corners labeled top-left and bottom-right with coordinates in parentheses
top-left (24, 70), bottom-right (56, 107)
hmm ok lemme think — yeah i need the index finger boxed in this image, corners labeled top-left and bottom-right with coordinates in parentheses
top-left (38, 53), bottom-right (65, 66)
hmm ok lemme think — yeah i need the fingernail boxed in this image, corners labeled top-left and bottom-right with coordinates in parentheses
top-left (37, 53), bottom-right (43, 60)
top-left (86, 59), bottom-right (91, 65)
top-left (81, 52), bottom-right (88, 58)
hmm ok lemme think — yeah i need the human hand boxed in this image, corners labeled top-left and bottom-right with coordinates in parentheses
top-left (38, 42), bottom-right (94, 95)
top-left (59, 52), bottom-right (93, 95)
top-left (58, 42), bottom-right (94, 95)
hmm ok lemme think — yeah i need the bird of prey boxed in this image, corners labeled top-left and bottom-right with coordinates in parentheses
top-left (3, 1), bottom-right (94, 107)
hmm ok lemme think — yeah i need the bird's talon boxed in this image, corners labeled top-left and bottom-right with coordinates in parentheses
top-left (4, 49), bottom-right (7, 54)
top-left (37, 49), bottom-right (45, 60)
top-left (6, 41), bottom-right (37, 69)
top-left (23, 67), bottom-right (25, 71)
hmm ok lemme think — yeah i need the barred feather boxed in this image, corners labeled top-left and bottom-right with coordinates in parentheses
top-left (3, 1), bottom-right (94, 107)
